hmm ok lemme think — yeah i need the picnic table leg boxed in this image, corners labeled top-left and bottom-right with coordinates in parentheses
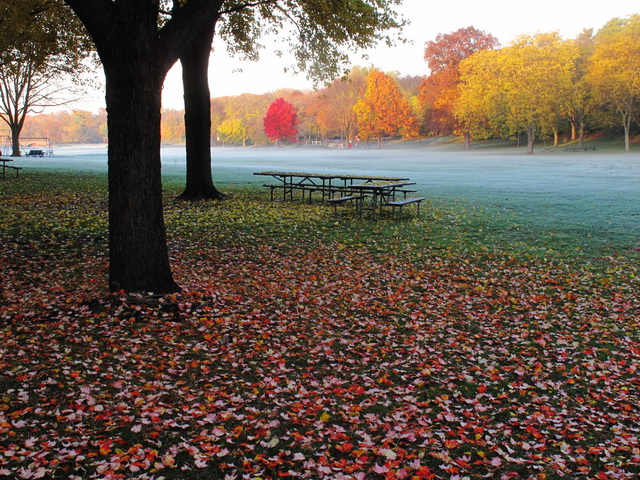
top-left (371, 192), bottom-right (379, 218)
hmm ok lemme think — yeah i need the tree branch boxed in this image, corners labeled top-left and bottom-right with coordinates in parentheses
top-left (219, 0), bottom-right (279, 16)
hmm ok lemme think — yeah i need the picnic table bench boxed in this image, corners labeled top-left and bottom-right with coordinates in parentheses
top-left (1, 158), bottom-right (23, 179)
top-left (326, 194), bottom-right (365, 216)
top-left (387, 197), bottom-right (426, 216)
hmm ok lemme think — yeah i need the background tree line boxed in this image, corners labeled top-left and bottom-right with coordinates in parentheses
top-left (13, 13), bottom-right (640, 153)
top-left (15, 67), bottom-right (422, 146)
top-left (428, 17), bottom-right (640, 152)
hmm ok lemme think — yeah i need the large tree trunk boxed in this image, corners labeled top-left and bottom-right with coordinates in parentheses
top-left (577, 109), bottom-right (584, 148)
top-left (104, 51), bottom-right (180, 293)
top-left (10, 124), bottom-right (22, 157)
top-left (62, 0), bottom-right (227, 294)
top-left (178, 21), bottom-right (225, 201)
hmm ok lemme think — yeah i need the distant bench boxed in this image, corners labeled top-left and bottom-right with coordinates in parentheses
top-left (26, 149), bottom-right (45, 157)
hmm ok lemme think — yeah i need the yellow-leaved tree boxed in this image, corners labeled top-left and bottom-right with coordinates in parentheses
top-left (455, 48), bottom-right (508, 143)
top-left (217, 118), bottom-right (249, 146)
top-left (354, 70), bottom-right (419, 147)
top-left (587, 15), bottom-right (640, 151)
top-left (456, 33), bottom-right (579, 153)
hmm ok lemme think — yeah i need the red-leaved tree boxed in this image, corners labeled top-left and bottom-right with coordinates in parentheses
top-left (263, 98), bottom-right (298, 145)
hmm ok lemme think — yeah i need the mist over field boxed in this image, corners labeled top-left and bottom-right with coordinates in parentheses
top-left (16, 143), bottom-right (640, 252)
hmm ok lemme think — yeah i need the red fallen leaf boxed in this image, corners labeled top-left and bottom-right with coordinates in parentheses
top-left (335, 442), bottom-right (354, 453)
top-left (98, 441), bottom-right (112, 456)
top-left (525, 425), bottom-right (543, 439)
top-left (413, 465), bottom-right (436, 478)
top-left (444, 440), bottom-right (459, 449)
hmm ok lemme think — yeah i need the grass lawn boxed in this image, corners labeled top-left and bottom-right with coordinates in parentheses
top-left (1, 171), bottom-right (639, 479)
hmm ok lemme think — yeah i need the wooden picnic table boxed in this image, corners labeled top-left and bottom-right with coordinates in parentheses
top-left (255, 171), bottom-right (425, 217)
top-left (254, 171), bottom-right (410, 202)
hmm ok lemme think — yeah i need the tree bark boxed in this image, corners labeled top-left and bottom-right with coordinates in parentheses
top-left (463, 131), bottom-right (471, 149)
top-left (623, 116), bottom-right (631, 152)
top-left (178, 20), bottom-right (225, 201)
top-left (10, 124), bottom-right (22, 156)
top-left (526, 125), bottom-right (535, 154)
top-left (62, 0), bottom-right (227, 293)
top-left (104, 54), bottom-right (180, 293)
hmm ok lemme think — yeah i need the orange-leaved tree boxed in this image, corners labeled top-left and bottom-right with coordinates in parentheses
top-left (315, 66), bottom-right (370, 146)
top-left (354, 70), bottom-right (418, 147)
top-left (418, 27), bottom-right (499, 147)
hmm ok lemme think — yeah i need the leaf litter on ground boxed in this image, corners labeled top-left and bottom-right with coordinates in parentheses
top-left (0, 174), bottom-right (639, 479)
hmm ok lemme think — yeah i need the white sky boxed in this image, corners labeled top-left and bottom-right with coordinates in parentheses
top-left (76, 0), bottom-right (639, 112)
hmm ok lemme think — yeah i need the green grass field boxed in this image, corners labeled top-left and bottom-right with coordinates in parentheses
top-left (1, 170), bottom-right (639, 479)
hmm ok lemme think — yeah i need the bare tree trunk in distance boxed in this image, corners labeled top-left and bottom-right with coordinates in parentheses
top-left (463, 131), bottom-right (471, 149)
top-left (178, 20), bottom-right (225, 201)
top-left (526, 126), bottom-right (535, 154)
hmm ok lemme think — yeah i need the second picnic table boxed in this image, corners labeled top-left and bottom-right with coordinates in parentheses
top-left (349, 180), bottom-right (419, 217)
top-left (253, 171), bottom-right (410, 202)
top-left (254, 171), bottom-right (424, 217)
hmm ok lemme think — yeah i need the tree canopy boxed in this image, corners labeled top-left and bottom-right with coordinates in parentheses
top-left (587, 14), bottom-right (640, 151)
top-left (263, 97), bottom-right (298, 144)
top-left (456, 32), bottom-right (579, 153)
top-left (418, 27), bottom-right (498, 142)
top-left (354, 70), bottom-right (418, 145)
